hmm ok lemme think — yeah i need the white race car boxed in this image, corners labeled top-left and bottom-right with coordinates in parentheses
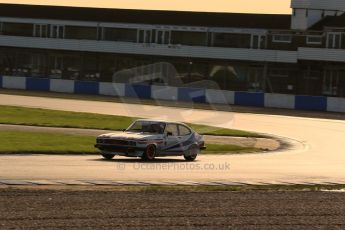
top-left (95, 119), bottom-right (206, 161)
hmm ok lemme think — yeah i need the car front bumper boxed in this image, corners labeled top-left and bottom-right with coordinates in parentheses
top-left (95, 144), bottom-right (146, 156)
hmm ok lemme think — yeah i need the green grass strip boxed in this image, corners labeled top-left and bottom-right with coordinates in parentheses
top-left (0, 130), bottom-right (259, 155)
top-left (0, 105), bottom-right (262, 137)
top-left (0, 131), bottom-right (97, 154)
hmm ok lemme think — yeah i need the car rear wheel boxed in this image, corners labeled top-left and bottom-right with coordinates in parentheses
top-left (101, 153), bottom-right (115, 160)
top-left (141, 145), bottom-right (156, 161)
top-left (184, 145), bottom-right (199, 161)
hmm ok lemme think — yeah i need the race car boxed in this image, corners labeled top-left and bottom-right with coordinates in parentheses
top-left (95, 119), bottom-right (206, 161)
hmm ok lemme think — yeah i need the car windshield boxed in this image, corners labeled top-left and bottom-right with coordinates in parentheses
top-left (126, 121), bottom-right (166, 134)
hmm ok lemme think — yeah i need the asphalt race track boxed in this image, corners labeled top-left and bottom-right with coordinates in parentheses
top-left (2, 188), bottom-right (345, 229)
top-left (0, 94), bottom-right (345, 184)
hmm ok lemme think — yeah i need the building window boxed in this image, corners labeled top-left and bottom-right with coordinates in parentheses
top-left (82, 55), bottom-right (100, 81)
top-left (11, 52), bottom-right (31, 76)
top-left (33, 24), bottom-right (49, 38)
top-left (306, 36), bottom-right (323, 45)
top-left (251, 34), bottom-right (266, 49)
top-left (138, 29), bottom-right (153, 43)
top-left (1, 22), bottom-right (33, 37)
top-left (272, 35), bottom-right (292, 43)
top-left (171, 31), bottom-right (207, 46)
top-left (155, 30), bottom-right (171, 44)
top-left (65, 26), bottom-right (97, 40)
top-left (323, 69), bottom-right (340, 96)
top-left (213, 33), bottom-right (251, 48)
top-left (31, 54), bottom-right (46, 76)
top-left (305, 9), bottom-right (309, 17)
top-left (327, 32), bottom-right (342, 49)
top-left (247, 67), bottom-right (264, 92)
top-left (48, 55), bottom-right (63, 78)
top-left (267, 68), bottom-right (293, 94)
top-left (64, 55), bottom-right (81, 79)
top-left (208, 64), bottom-right (248, 91)
top-left (103, 27), bottom-right (137, 42)
top-left (50, 25), bottom-right (64, 39)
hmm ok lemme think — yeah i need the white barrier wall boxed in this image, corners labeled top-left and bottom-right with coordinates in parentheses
top-left (151, 85), bottom-right (178, 101)
top-left (206, 89), bottom-right (235, 105)
top-left (50, 79), bottom-right (75, 93)
top-left (327, 97), bottom-right (345, 113)
top-left (2, 76), bottom-right (26, 89)
top-left (1, 75), bottom-right (345, 113)
top-left (99, 82), bottom-right (125, 97)
top-left (264, 93), bottom-right (295, 109)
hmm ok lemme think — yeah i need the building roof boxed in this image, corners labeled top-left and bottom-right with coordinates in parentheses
top-left (291, 0), bottom-right (345, 11)
top-left (310, 13), bottom-right (345, 30)
top-left (0, 3), bottom-right (291, 30)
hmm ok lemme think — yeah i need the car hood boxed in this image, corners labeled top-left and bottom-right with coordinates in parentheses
top-left (98, 132), bottom-right (163, 141)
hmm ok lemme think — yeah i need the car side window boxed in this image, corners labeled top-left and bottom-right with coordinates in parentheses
top-left (178, 125), bottom-right (191, 136)
top-left (165, 124), bottom-right (179, 136)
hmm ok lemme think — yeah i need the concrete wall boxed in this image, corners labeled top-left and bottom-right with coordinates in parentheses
top-left (178, 87), bottom-right (206, 103)
top-left (295, 95), bottom-right (327, 111)
top-left (2, 76), bottom-right (26, 89)
top-left (50, 79), bottom-right (75, 93)
top-left (265, 93), bottom-right (295, 109)
top-left (327, 97), bottom-right (345, 113)
top-left (205, 89), bottom-right (234, 105)
top-left (235, 92), bottom-right (264, 107)
top-left (151, 85), bottom-right (178, 101)
top-left (74, 81), bottom-right (99, 95)
top-left (1, 76), bottom-right (344, 113)
top-left (26, 78), bottom-right (50, 91)
top-left (99, 82), bottom-right (125, 97)
top-left (125, 84), bottom-right (151, 99)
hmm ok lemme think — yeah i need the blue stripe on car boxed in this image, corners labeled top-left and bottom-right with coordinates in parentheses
top-left (163, 134), bottom-right (196, 151)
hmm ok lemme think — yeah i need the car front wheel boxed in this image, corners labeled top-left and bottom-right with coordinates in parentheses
top-left (101, 153), bottom-right (115, 160)
top-left (141, 145), bottom-right (156, 161)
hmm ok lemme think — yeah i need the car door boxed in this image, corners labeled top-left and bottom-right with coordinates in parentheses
top-left (177, 124), bottom-right (193, 152)
top-left (162, 123), bottom-right (180, 155)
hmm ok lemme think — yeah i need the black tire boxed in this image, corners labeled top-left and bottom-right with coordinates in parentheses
top-left (101, 153), bottom-right (115, 160)
top-left (184, 155), bottom-right (197, 161)
top-left (184, 145), bottom-right (199, 161)
top-left (141, 145), bottom-right (156, 161)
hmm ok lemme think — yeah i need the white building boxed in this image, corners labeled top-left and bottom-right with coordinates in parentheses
top-left (0, 0), bottom-right (344, 99)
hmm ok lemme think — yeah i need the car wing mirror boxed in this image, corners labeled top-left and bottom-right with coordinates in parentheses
top-left (166, 131), bottom-right (173, 136)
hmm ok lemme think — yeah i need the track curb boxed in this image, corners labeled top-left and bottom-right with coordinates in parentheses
top-left (0, 179), bottom-right (344, 186)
